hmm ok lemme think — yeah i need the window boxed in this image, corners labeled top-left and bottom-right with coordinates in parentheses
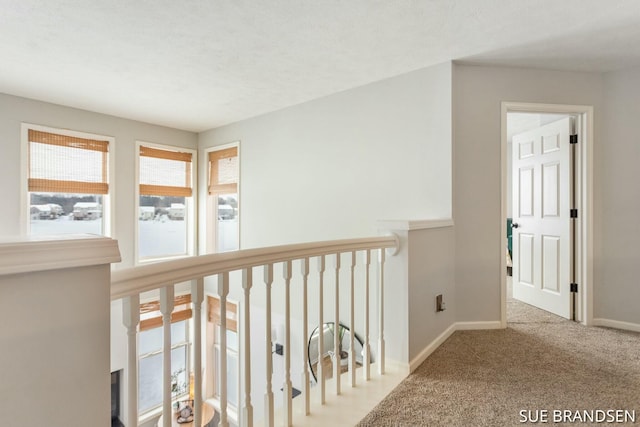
top-left (25, 125), bottom-right (112, 236)
top-left (138, 295), bottom-right (192, 416)
top-left (207, 296), bottom-right (239, 411)
top-left (137, 142), bottom-right (196, 261)
top-left (207, 145), bottom-right (239, 252)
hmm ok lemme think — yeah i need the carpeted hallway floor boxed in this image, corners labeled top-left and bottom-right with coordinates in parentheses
top-left (357, 279), bottom-right (640, 426)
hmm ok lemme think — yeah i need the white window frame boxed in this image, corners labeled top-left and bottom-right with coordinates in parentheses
top-left (212, 326), bottom-right (240, 413)
top-left (20, 123), bottom-right (115, 237)
top-left (204, 142), bottom-right (240, 254)
top-left (205, 295), bottom-right (240, 424)
top-left (137, 319), bottom-right (191, 422)
top-left (135, 141), bottom-right (197, 264)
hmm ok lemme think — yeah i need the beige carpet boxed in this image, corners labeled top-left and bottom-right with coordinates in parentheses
top-left (358, 281), bottom-right (640, 426)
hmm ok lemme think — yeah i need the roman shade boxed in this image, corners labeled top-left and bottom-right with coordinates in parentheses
top-left (28, 129), bottom-right (109, 194)
top-left (139, 294), bottom-right (192, 331)
top-left (208, 147), bottom-right (238, 195)
top-left (139, 145), bottom-right (193, 197)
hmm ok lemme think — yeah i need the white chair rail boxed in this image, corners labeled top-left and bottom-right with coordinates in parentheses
top-left (111, 235), bottom-right (399, 427)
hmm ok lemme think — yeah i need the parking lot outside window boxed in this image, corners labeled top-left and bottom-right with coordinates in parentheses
top-left (24, 124), bottom-right (112, 236)
top-left (136, 142), bottom-right (196, 262)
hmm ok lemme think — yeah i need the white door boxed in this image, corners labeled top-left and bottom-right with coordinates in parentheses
top-left (512, 117), bottom-right (572, 318)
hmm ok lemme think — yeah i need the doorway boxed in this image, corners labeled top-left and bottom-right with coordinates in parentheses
top-left (500, 102), bottom-right (593, 327)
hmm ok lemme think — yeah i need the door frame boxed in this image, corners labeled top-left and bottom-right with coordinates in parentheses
top-left (500, 102), bottom-right (593, 327)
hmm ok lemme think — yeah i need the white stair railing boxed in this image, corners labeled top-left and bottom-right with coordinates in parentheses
top-left (111, 235), bottom-right (398, 427)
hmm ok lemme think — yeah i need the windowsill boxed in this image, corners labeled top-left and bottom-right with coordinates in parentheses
top-left (138, 407), bottom-right (161, 426)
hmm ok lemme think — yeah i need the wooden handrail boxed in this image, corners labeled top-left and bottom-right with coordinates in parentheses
top-left (114, 234), bottom-right (398, 427)
top-left (111, 235), bottom-right (398, 300)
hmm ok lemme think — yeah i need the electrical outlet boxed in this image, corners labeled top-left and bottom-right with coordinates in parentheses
top-left (275, 343), bottom-right (284, 355)
top-left (436, 294), bottom-right (445, 312)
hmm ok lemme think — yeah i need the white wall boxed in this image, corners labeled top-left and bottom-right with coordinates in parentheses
top-left (0, 264), bottom-right (111, 426)
top-left (407, 226), bottom-right (455, 360)
top-left (598, 68), bottom-right (640, 324)
top-left (453, 64), bottom-right (604, 322)
top-left (371, 222), bottom-right (457, 367)
top-left (198, 62), bottom-right (452, 249)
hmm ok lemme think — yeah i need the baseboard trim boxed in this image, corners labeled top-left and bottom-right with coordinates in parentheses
top-left (408, 321), bottom-right (504, 372)
top-left (456, 320), bottom-right (503, 330)
top-left (592, 318), bottom-right (640, 333)
top-left (409, 323), bottom-right (456, 372)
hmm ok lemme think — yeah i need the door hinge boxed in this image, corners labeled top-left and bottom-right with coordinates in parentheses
top-left (570, 283), bottom-right (579, 293)
top-left (570, 208), bottom-right (578, 218)
top-left (570, 134), bottom-right (578, 144)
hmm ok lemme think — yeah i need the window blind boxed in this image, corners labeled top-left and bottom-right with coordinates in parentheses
top-left (208, 147), bottom-right (238, 195)
top-left (139, 145), bottom-right (193, 197)
top-left (207, 296), bottom-right (238, 332)
top-left (139, 294), bottom-right (192, 331)
top-left (28, 129), bottom-right (109, 194)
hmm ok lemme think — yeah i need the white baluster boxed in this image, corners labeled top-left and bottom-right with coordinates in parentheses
top-left (333, 253), bottom-right (341, 395)
top-left (349, 252), bottom-right (357, 388)
top-left (378, 249), bottom-right (386, 375)
top-left (363, 250), bottom-right (371, 381)
top-left (300, 258), bottom-right (311, 415)
top-left (160, 286), bottom-right (175, 427)
top-left (218, 272), bottom-right (230, 427)
top-left (264, 264), bottom-right (275, 427)
top-left (241, 268), bottom-right (254, 427)
top-left (283, 260), bottom-right (293, 427)
top-left (122, 295), bottom-right (140, 427)
top-left (317, 255), bottom-right (326, 404)
top-left (192, 278), bottom-right (204, 426)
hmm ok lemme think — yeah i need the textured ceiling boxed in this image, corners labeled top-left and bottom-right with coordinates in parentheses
top-left (2, 0), bottom-right (640, 132)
